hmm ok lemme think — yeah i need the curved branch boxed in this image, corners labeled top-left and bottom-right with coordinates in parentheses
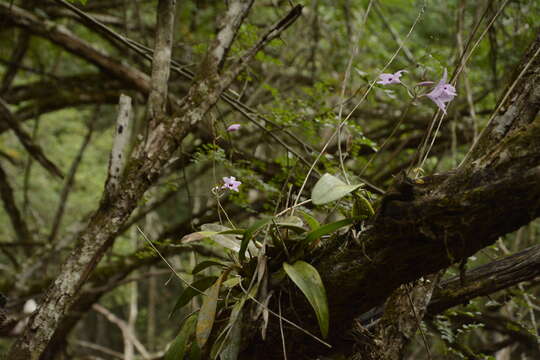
top-left (0, 98), bottom-right (63, 179)
top-left (429, 244), bottom-right (540, 315)
top-left (0, 3), bottom-right (151, 93)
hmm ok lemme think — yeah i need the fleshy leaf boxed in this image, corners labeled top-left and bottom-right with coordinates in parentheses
top-left (283, 261), bottom-right (329, 338)
top-left (196, 275), bottom-right (224, 348)
top-left (274, 216), bottom-right (307, 233)
top-left (353, 193), bottom-right (375, 217)
top-left (192, 260), bottom-right (231, 275)
top-left (297, 210), bottom-right (320, 230)
top-left (311, 173), bottom-right (363, 205)
top-left (240, 217), bottom-right (272, 260)
top-left (202, 224), bottom-right (242, 252)
top-left (303, 217), bottom-right (358, 245)
top-left (164, 314), bottom-right (197, 360)
top-left (170, 276), bottom-right (218, 317)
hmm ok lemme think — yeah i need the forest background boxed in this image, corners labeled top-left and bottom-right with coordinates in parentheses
top-left (1, 0), bottom-right (540, 359)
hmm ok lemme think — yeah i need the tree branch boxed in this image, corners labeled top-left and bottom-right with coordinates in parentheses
top-left (7, 4), bottom-right (303, 359)
top-left (0, 2), bottom-right (151, 93)
top-left (0, 163), bottom-right (33, 249)
top-left (146, 0), bottom-right (176, 127)
top-left (428, 243), bottom-right (540, 315)
top-left (0, 98), bottom-right (63, 179)
top-left (48, 118), bottom-right (95, 244)
top-left (242, 31), bottom-right (540, 359)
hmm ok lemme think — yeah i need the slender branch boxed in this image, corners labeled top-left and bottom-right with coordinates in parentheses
top-left (92, 304), bottom-right (151, 360)
top-left (52, 0), bottom-right (317, 162)
top-left (0, 98), bottom-right (63, 179)
top-left (48, 117), bottom-right (95, 244)
top-left (147, 0), bottom-right (176, 128)
top-left (373, 1), bottom-right (415, 64)
top-left (73, 340), bottom-right (124, 360)
top-left (0, 31), bottom-right (30, 94)
top-left (429, 244), bottom-right (540, 315)
top-left (0, 163), bottom-right (34, 248)
top-left (0, 2), bottom-right (151, 93)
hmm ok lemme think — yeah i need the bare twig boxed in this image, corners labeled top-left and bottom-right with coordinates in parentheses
top-left (0, 163), bottom-right (34, 249)
top-left (93, 304), bottom-right (151, 359)
top-left (48, 113), bottom-right (96, 244)
top-left (374, 0), bottom-right (415, 64)
top-left (0, 32), bottom-right (30, 94)
top-left (0, 98), bottom-right (63, 179)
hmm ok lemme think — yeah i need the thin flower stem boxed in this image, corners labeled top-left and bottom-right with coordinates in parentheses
top-left (136, 226), bottom-right (207, 296)
top-left (292, 1), bottom-right (426, 209)
top-left (277, 199), bottom-right (312, 217)
top-left (418, 0), bottom-right (511, 171)
top-left (238, 279), bottom-right (332, 348)
top-left (419, 113), bottom-right (445, 170)
top-left (337, 0), bottom-right (374, 185)
top-left (360, 101), bottom-right (412, 176)
top-left (278, 291), bottom-right (288, 360)
top-left (412, 1), bottom-right (509, 173)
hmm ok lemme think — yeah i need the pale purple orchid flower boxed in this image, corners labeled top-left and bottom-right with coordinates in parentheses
top-left (377, 70), bottom-right (407, 85)
top-left (227, 124), bottom-right (241, 132)
top-left (425, 69), bottom-right (457, 114)
top-left (222, 176), bottom-right (241, 192)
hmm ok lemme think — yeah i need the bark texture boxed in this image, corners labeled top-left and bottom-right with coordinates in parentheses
top-left (6, 2), bottom-right (303, 359)
top-left (242, 31), bottom-right (540, 359)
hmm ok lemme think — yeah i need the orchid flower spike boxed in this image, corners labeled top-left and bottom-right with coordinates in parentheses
top-left (222, 176), bottom-right (241, 192)
top-left (227, 124), bottom-right (241, 132)
top-left (425, 69), bottom-right (457, 114)
top-left (377, 70), bottom-right (407, 85)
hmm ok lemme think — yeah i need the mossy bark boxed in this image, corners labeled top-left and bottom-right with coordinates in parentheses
top-left (240, 32), bottom-right (540, 360)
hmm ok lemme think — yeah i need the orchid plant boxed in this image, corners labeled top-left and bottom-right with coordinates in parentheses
top-left (167, 66), bottom-right (458, 360)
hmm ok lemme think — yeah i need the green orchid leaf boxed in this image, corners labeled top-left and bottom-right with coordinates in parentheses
top-left (297, 210), bottom-right (320, 230)
top-left (192, 260), bottom-right (231, 275)
top-left (283, 261), bottom-right (329, 338)
top-left (311, 173), bottom-right (363, 205)
top-left (240, 217), bottom-right (272, 261)
top-left (170, 276), bottom-right (218, 317)
top-left (304, 217), bottom-right (358, 245)
top-left (164, 313), bottom-right (197, 360)
top-left (196, 275), bottom-right (224, 349)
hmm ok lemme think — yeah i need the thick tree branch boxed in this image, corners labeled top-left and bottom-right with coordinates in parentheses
top-left (356, 243), bottom-right (540, 330)
top-left (352, 273), bottom-right (440, 360)
top-left (428, 243), bottom-right (540, 315)
top-left (243, 31), bottom-right (540, 359)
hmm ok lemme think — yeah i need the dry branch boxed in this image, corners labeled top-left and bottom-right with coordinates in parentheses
top-left (48, 119), bottom-right (95, 244)
top-left (0, 98), bottom-right (63, 179)
top-left (7, 4), bottom-right (303, 359)
top-left (0, 2), bottom-right (151, 93)
top-left (0, 163), bottom-right (33, 249)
